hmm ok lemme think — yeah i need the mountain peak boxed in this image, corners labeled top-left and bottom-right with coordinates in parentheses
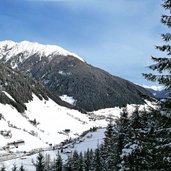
top-left (0, 40), bottom-right (149, 111)
top-left (0, 40), bottom-right (85, 64)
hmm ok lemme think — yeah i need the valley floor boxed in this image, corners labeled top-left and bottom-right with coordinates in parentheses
top-left (0, 128), bottom-right (105, 171)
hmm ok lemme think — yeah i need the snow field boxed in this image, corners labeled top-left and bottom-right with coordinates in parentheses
top-left (0, 40), bottom-right (85, 63)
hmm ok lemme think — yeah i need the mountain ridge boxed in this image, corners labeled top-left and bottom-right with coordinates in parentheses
top-left (0, 40), bottom-right (84, 65)
top-left (143, 85), bottom-right (170, 99)
top-left (0, 40), bottom-right (150, 111)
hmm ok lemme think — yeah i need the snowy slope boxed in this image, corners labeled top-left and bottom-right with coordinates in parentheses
top-left (0, 93), bottom-right (153, 170)
top-left (142, 85), bottom-right (164, 91)
top-left (0, 94), bottom-right (105, 153)
top-left (0, 100), bottom-right (154, 171)
top-left (0, 40), bottom-right (84, 66)
top-left (0, 128), bottom-right (106, 171)
top-left (0, 92), bottom-right (108, 170)
top-left (0, 91), bottom-right (151, 152)
top-left (142, 85), bottom-right (170, 99)
top-left (59, 95), bottom-right (76, 105)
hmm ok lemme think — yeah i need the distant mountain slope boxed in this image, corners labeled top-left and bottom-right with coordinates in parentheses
top-left (0, 63), bottom-right (74, 113)
top-left (0, 40), bottom-right (150, 111)
top-left (143, 85), bottom-right (170, 99)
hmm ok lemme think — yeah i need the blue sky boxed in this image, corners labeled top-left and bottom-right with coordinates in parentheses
top-left (0, 0), bottom-right (165, 85)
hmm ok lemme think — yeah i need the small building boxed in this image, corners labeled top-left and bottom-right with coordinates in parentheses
top-left (7, 140), bottom-right (25, 148)
top-left (64, 129), bottom-right (70, 134)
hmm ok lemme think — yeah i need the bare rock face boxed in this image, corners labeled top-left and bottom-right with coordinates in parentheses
top-left (0, 40), bottom-right (149, 111)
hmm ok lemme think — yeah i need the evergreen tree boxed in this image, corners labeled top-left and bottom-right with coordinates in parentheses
top-left (120, 107), bottom-right (150, 171)
top-left (143, 0), bottom-right (171, 170)
top-left (78, 152), bottom-right (84, 171)
top-left (92, 148), bottom-right (102, 171)
top-left (104, 117), bottom-right (114, 147)
top-left (143, 0), bottom-right (171, 110)
top-left (118, 107), bottom-right (130, 151)
top-left (103, 118), bottom-right (116, 171)
top-left (89, 149), bottom-right (94, 171)
top-left (99, 144), bottom-right (108, 171)
top-left (114, 107), bottom-right (130, 171)
top-left (0, 165), bottom-right (6, 171)
top-left (11, 164), bottom-right (17, 171)
top-left (35, 153), bottom-right (45, 171)
top-left (19, 165), bottom-right (25, 171)
top-left (71, 151), bottom-right (80, 171)
top-left (44, 154), bottom-right (51, 171)
top-left (54, 153), bottom-right (63, 171)
top-left (84, 149), bottom-right (94, 171)
top-left (64, 155), bottom-right (72, 171)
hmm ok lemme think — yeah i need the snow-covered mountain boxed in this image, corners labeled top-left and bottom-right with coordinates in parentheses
top-left (0, 63), bottom-right (107, 154)
top-left (0, 40), bottom-right (84, 66)
top-left (0, 40), bottom-right (150, 111)
top-left (0, 63), bottom-right (152, 170)
top-left (142, 85), bottom-right (170, 99)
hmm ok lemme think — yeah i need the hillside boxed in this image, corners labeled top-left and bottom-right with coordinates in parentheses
top-left (0, 64), bottom-right (108, 154)
top-left (0, 63), bottom-right (75, 113)
top-left (143, 85), bottom-right (170, 99)
top-left (0, 40), bottom-right (150, 111)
